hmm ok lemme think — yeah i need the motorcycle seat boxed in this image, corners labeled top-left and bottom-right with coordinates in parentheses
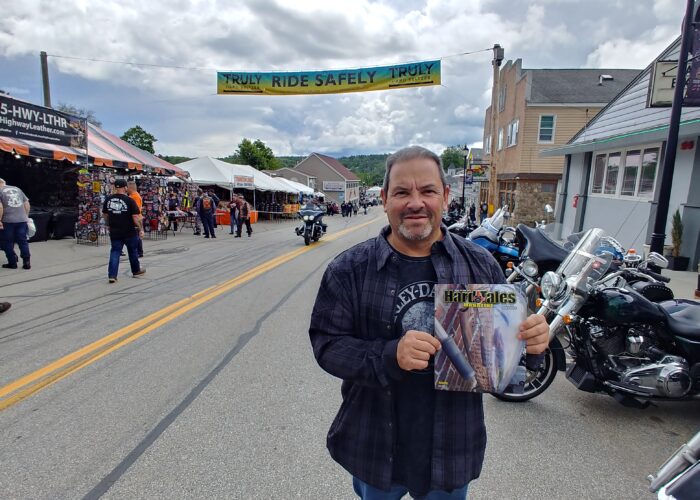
top-left (630, 281), bottom-right (675, 302)
top-left (517, 224), bottom-right (569, 267)
top-left (658, 299), bottom-right (700, 339)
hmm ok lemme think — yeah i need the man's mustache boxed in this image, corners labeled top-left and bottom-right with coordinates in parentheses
top-left (400, 209), bottom-right (432, 218)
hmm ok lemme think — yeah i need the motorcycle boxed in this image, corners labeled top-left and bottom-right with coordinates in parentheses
top-left (446, 212), bottom-right (478, 238)
top-left (468, 206), bottom-right (519, 273)
top-left (534, 228), bottom-right (700, 408)
top-left (648, 430), bottom-right (700, 499)
top-left (295, 205), bottom-right (326, 245)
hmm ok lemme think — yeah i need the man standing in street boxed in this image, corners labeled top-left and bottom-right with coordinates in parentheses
top-left (192, 189), bottom-right (203, 236)
top-left (102, 179), bottom-right (145, 283)
top-left (235, 196), bottom-right (253, 238)
top-left (126, 181), bottom-right (144, 258)
top-left (0, 177), bottom-right (31, 270)
top-left (480, 201), bottom-right (488, 222)
top-left (197, 190), bottom-right (216, 238)
top-left (228, 196), bottom-right (239, 235)
top-left (309, 146), bottom-right (548, 499)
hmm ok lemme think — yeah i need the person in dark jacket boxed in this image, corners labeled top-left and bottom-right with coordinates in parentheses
top-left (309, 146), bottom-right (548, 499)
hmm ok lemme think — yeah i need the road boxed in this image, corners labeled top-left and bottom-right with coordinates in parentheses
top-left (0, 211), bottom-right (698, 499)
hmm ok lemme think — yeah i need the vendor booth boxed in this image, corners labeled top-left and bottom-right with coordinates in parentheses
top-left (0, 95), bottom-right (191, 245)
top-left (178, 156), bottom-right (305, 222)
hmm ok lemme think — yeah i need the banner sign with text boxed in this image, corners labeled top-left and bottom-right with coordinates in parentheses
top-left (233, 175), bottom-right (255, 188)
top-left (217, 60), bottom-right (441, 96)
top-left (0, 95), bottom-right (87, 148)
top-left (323, 181), bottom-right (345, 192)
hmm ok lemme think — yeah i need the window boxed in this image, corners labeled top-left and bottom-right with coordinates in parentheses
top-left (541, 182), bottom-right (556, 193)
top-left (497, 128), bottom-right (503, 151)
top-left (621, 150), bottom-right (640, 196)
top-left (484, 135), bottom-right (491, 154)
top-left (639, 148), bottom-right (659, 196)
top-left (507, 119), bottom-right (519, 147)
top-left (603, 153), bottom-right (621, 194)
top-left (499, 181), bottom-right (516, 213)
top-left (591, 154), bottom-right (606, 194)
top-left (498, 86), bottom-right (507, 112)
top-left (538, 115), bottom-right (555, 143)
top-left (589, 146), bottom-right (660, 198)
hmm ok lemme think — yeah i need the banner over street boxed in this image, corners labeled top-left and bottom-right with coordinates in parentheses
top-left (217, 60), bottom-right (441, 96)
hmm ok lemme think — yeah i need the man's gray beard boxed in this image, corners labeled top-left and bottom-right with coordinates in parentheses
top-left (398, 219), bottom-right (433, 241)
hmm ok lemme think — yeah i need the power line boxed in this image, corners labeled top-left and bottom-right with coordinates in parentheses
top-left (46, 47), bottom-right (494, 73)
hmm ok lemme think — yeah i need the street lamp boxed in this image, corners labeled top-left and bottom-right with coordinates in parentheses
top-left (461, 144), bottom-right (469, 213)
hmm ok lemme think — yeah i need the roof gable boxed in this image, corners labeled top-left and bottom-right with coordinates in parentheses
top-left (526, 68), bottom-right (641, 104)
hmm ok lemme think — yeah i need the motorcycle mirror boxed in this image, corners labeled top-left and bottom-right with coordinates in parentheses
top-left (544, 204), bottom-right (554, 214)
top-left (502, 228), bottom-right (516, 243)
top-left (647, 252), bottom-right (669, 269)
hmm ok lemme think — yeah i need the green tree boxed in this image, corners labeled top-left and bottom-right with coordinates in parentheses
top-left (231, 138), bottom-right (281, 170)
top-left (440, 146), bottom-right (468, 172)
top-left (121, 125), bottom-right (157, 154)
top-left (55, 103), bottom-right (102, 127)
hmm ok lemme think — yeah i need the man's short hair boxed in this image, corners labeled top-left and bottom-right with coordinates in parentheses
top-left (383, 146), bottom-right (446, 193)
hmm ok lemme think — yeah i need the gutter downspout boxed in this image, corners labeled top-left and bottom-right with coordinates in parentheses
top-left (556, 154), bottom-right (571, 228)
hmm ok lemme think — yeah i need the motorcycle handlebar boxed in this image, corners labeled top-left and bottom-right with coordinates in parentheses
top-left (637, 267), bottom-right (671, 283)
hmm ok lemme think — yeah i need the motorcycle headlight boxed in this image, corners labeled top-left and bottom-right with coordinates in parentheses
top-left (521, 259), bottom-right (539, 278)
top-left (303, 215), bottom-right (310, 221)
top-left (541, 271), bottom-right (563, 300)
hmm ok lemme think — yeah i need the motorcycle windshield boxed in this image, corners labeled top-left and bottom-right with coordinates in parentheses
top-left (469, 207), bottom-right (505, 243)
top-left (556, 228), bottom-right (613, 291)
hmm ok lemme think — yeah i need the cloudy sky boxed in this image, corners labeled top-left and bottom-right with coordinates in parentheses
top-left (0, 0), bottom-right (684, 158)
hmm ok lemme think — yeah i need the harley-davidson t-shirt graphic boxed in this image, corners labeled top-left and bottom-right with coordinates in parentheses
top-left (391, 253), bottom-right (437, 496)
top-left (102, 194), bottom-right (138, 240)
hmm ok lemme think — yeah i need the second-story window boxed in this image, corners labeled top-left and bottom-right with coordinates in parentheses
top-left (507, 119), bottom-right (519, 147)
top-left (538, 115), bottom-right (556, 143)
top-left (497, 128), bottom-right (503, 151)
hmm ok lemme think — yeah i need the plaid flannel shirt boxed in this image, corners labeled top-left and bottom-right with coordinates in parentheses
top-left (309, 225), bottom-right (505, 491)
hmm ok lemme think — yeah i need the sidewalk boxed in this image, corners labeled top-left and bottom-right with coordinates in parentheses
top-left (665, 269), bottom-right (700, 300)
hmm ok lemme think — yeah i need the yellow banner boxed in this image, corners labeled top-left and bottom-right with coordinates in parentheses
top-left (217, 60), bottom-right (441, 96)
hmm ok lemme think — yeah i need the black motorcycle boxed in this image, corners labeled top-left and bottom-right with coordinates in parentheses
top-left (295, 206), bottom-right (326, 245)
top-left (533, 228), bottom-right (700, 408)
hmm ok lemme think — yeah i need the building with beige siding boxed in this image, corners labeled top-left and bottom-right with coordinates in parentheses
top-left (482, 59), bottom-right (640, 225)
top-left (263, 167), bottom-right (316, 190)
top-left (293, 153), bottom-right (360, 204)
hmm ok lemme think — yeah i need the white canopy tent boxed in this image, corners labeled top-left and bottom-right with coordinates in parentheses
top-left (177, 157), bottom-right (299, 206)
top-left (274, 177), bottom-right (314, 195)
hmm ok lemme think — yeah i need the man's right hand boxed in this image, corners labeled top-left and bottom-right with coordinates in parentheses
top-left (397, 330), bottom-right (441, 371)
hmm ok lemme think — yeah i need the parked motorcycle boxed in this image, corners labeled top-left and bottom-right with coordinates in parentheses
top-left (446, 213), bottom-right (478, 238)
top-left (295, 205), bottom-right (326, 245)
top-left (648, 430), bottom-right (700, 499)
top-left (468, 206), bottom-right (519, 273)
top-left (534, 228), bottom-right (700, 408)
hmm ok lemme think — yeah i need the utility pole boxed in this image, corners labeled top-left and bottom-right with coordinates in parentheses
top-left (40, 51), bottom-right (52, 108)
top-left (488, 44), bottom-right (504, 213)
top-left (649, 0), bottom-right (695, 254)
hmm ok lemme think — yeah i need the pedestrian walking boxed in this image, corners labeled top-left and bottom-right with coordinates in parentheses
top-left (236, 197), bottom-right (253, 237)
top-left (197, 190), bottom-right (216, 238)
top-left (126, 181), bottom-right (144, 257)
top-left (0, 177), bottom-right (31, 270)
top-left (353, 202), bottom-right (358, 216)
top-left (480, 201), bottom-right (488, 222)
top-left (102, 179), bottom-right (145, 283)
top-left (193, 189), bottom-right (203, 235)
top-left (309, 145), bottom-right (548, 499)
top-left (166, 192), bottom-right (180, 232)
top-left (469, 203), bottom-right (476, 224)
top-left (228, 196), bottom-right (240, 235)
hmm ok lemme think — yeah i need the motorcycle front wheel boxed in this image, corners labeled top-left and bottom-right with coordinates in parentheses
top-left (491, 346), bottom-right (557, 402)
top-left (304, 232), bottom-right (310, 245)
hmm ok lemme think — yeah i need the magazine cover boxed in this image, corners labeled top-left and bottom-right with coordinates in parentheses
top-left (434, 284), bottom-right (526, 393)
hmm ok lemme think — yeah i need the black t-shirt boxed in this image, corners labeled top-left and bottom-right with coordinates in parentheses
top-left (103, 194), bottom-right (139, 239)
top-left (391, 252), bottom-right (438, 497)
top-left (168, 198), bottom-right (179, 211)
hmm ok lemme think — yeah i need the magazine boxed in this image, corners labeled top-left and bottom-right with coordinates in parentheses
top-left (434, 284), bottom-right (527, 393)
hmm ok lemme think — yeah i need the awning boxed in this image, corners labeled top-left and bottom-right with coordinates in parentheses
top-left (0, 123), bottom-right (187, 177)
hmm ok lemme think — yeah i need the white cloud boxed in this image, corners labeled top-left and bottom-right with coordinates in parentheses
top-left (0, 0), bottom-right (685, 157)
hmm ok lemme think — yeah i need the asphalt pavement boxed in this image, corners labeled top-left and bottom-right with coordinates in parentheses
top-left (0, 211), bottom-right (698, 499)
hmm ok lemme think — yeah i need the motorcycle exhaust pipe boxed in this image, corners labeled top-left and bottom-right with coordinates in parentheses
top-left (648, 430), bottom-right (700, 492)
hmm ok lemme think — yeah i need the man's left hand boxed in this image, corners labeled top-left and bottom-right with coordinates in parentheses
top-left (518, 314), bottom-right (549, 354)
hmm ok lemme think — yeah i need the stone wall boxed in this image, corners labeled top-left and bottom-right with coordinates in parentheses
top-left (512, 181), bottom-right (557, 226)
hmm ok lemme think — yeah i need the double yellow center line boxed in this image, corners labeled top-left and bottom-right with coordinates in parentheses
top-left (0, 218), bottom-right (379, 411)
